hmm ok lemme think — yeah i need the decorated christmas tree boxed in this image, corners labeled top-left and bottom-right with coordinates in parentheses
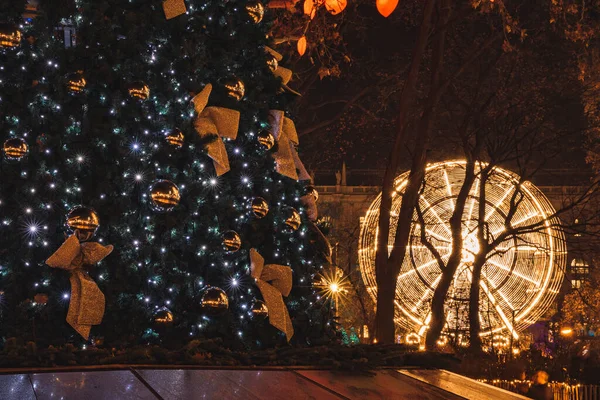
top-left (0, 0), bottom-right (332, 350)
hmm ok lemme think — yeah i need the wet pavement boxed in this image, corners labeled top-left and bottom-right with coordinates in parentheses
top-left (0, 368), bottom-right (529, 399)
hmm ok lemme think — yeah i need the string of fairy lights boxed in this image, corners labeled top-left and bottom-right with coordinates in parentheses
top-left (0, 1), bottom-right (336, 345)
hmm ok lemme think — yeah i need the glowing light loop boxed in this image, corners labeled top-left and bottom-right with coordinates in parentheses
top-left (359, 161), bottom-right (566, 338)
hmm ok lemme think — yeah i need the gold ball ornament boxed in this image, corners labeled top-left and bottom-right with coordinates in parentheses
top-left (66, 72), bottom-right (86, 94)
top-left (257, 130), bottom-right (275, 150)
top-left (34, 293), bottom-right (49, 305)
top-left (0, 23), bottom-right (22, 49)
top-left (222, 76), bottom-right (245, 101)
top-left (153, 307), bottom-right (174, 327)
top-left (150, 180), bottom-right (181, 212)
top-left (251, 197), bottom-right (269, 218)
top-left (284, 207), bottom-right (301, 231)
top-left (66, 206), bottom-right (100, 242)
top-left (201, 286), bottom-right (229, 315)
top-left (304, 185), bottom-right (319, 202)
top-left (222, 230), bottom-right (242, 252)
top-left (128, 81), bottom-right (150, 100)
top-left (3, 138), bottom-right (28, 161)
top-left (165, 128), bottom-right (185, 148)
top-left (250, 300), bottom-right (268, 320)
top-left (246, 0), bottom-right (265, 24)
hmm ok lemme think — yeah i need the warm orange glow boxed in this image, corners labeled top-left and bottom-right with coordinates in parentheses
top-left (359, 160), bottom-right (566, 340)
top-left (406, 333), bottom-right (421, 345)
top-left (297, 36), bottom-right (307, 56)
top-left (155, 311), bottom-right (174, 323)
top-left (0, 25), bottom-right (21, 48)
top-left (560, 327), bottom-right (573, 336)
top-left (325, 0), bottom-right (347, 15)
top-left (376, 0), bottom-right (398, 18)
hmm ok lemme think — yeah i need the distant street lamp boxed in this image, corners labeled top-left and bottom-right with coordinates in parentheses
top-left (560, 327), bottom-right (574, 336)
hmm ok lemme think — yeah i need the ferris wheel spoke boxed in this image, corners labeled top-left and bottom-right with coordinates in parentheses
top-left (486, 259), bottom-right (540, 286)
top-left (485, 184), bottom-right (516, 221)
top-left (511, 213), bottom-right (540, 227)
top-left (466, 269), bottom-right (518, 339)
top-left (443, 170), bottom-right (455, 210)
top-left (495, 244), bottom-right (540, 253)
top-left (419, 196), bottom-right (452, 235)
top-left (480, 270), bottom-right (516, 311)
top-left (487, 298), bottom-right (518, 339)
top-left (418, 312), bottom-right (432, 336)
top-left (398, 252), bottom-right (451, 279)
top-left (413, 275), bottom-right (441, 312)
top-left (411, 244), bottom-right (451, 250)
top-left (490, 212), bottom-right (539, 236)
top-left (424, 228), bottom-right (452, 244)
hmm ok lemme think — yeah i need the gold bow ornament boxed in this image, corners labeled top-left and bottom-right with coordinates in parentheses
top-left (265, 47), bottom-right (300, 96)
top-left (163, 0), bottom-right (187, 20)
top-left (268, 110), bottom-right (310, 181)
top-left (192, 84), bottom-right (241, 176)
top-left (250, 248), bottom-right (294, 341)
top-left (300, 194), bottom-right (318, 221)
top-left (46, 235), bottom-right (113, 340)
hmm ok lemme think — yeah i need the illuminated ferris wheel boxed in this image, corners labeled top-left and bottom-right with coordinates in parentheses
top-left (359, 160), bottom-right (566, 341)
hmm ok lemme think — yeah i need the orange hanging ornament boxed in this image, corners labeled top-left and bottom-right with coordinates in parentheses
top-left (304, 0), bottom-right (316, 18)
top-left (376, 0), bottom-right (398, 18)
top-left (325, 0), bottom-right (347, 15)
top-left (297, 36), bottom-right (307, 56)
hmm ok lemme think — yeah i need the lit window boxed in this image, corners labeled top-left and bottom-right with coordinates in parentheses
top-left (570, 259), bottom-right (590, 276)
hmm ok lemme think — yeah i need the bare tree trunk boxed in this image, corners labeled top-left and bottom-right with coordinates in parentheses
top-left (468, 255), bottom-right (485, 351)
top-left (426, 159), bottom-right (475, 349)
top-left (345, 231), bottom-right (375, 341)
top-left (427, 256), bottom-right (458, 349)
top-left (469, 167), bottom-right (488, 352)
top-left (373, 0), bottom-right (436, 344)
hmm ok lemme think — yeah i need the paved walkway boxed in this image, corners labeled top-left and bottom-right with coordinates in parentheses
top-left (0, 368), bottom-right (528, 399)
